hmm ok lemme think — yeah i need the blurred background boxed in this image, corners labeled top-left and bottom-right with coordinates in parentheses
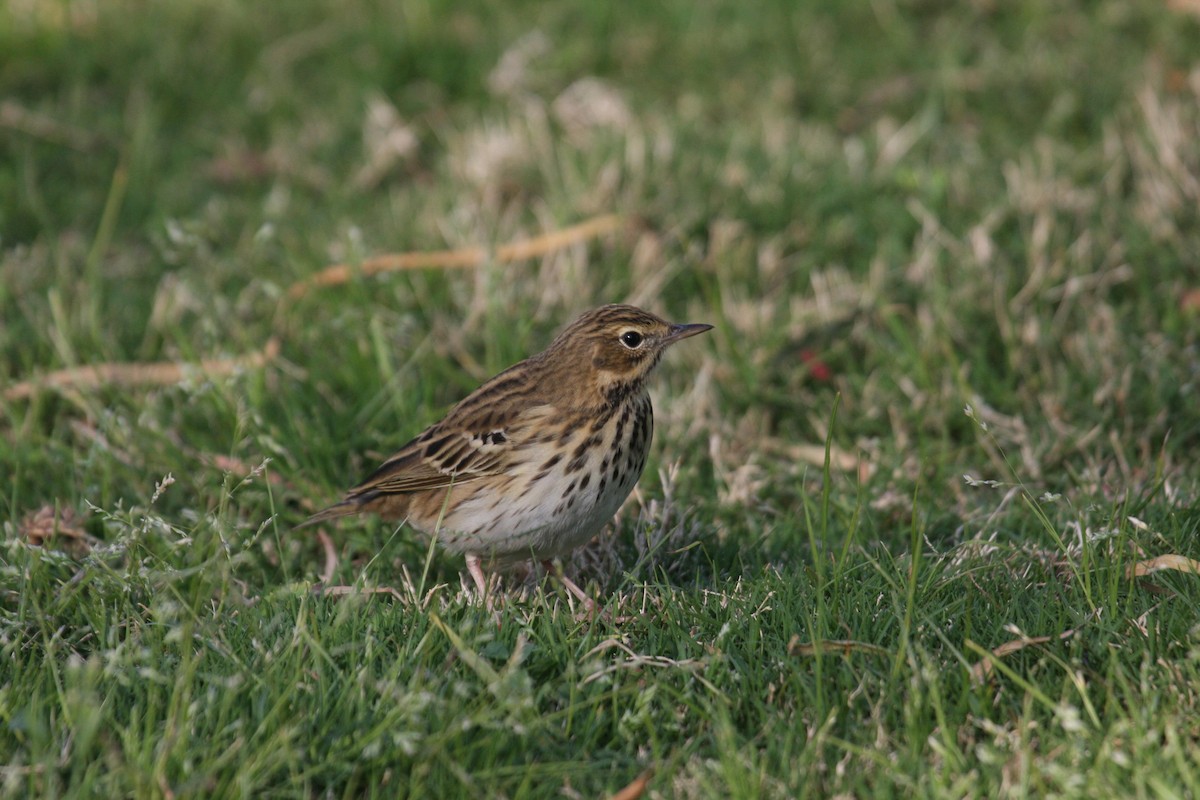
top-left (3, 0), bottom-right (1200, 560)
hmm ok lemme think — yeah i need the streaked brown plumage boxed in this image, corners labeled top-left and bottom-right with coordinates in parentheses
top-left (299, 304), bottom-right (711, 604)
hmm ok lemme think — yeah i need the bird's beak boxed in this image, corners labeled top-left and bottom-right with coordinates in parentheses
top-left (665, 322), bottom-right (714, 343)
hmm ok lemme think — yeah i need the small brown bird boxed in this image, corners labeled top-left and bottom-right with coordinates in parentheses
top-left (300, 304), bottom-right (711, 606)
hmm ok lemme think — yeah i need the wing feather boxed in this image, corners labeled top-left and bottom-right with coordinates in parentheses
top-left (344, 403), bottom-right (553, 499)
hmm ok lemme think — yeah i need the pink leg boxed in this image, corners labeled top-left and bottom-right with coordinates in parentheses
top-left (541, 560), bottom-right (598, 617)
top-left (466, 554), bottom-right (490, 605)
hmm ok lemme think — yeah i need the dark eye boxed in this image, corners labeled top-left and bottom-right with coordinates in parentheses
top-left (620, 330), bottom-right (644, 349)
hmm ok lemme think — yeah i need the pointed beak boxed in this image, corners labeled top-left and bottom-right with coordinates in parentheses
top-left (665, 322), bottom-right (714, 343)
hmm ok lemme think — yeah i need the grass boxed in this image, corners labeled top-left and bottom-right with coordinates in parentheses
top-left (3, 0), bottom-right (1200, 796)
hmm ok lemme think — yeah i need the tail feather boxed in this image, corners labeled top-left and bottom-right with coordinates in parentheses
top-left (294, 500), bottom-right (360, 530)
top-left (295, 488), bottom-right (397, 530)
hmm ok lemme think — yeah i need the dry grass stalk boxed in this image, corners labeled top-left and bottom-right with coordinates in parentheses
top-left (285, 214), bottom-right (624, 299)
top-left (607, 769), bottom-right (654, 800)
top-left (787, 636), bottom-right (891, 658)
top-left (969, 627), bottom-right (1080, 686)
top-left (5, 338), bottom-right (281, 401)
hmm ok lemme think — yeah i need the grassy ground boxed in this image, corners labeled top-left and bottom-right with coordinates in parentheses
top-left (4, 0), bottom-right (1200, 796)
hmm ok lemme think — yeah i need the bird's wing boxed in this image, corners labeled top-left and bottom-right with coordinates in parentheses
top-left (345, 403), bottom-right (554, 498)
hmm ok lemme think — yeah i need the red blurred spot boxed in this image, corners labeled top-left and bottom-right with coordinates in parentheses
top-left (799, 348), bottom-right (833, 382)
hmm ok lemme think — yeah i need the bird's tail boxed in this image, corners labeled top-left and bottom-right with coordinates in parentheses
top-left (294, 500), bottom-right (359, 530)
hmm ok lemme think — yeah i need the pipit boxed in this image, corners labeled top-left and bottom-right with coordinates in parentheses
top-left (299, 304), bottom-right (712, 608)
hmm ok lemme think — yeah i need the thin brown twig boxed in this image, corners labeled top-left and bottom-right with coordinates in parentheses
top-left (969, 627), bottom-right (1080, 686)
top-left (607, 769), bottom-right (654, 800)
top-left (285, 214), bottom-right (624, 299)
top-left (787, 637), bottom-right (892, 658)
top-left (4, 338), bottom-right (281, 401)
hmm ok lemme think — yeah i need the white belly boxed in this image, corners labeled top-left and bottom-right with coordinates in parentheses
top-left (435, 394), bottom-right (653, 565)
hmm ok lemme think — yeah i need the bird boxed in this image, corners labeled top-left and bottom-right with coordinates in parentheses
top-left (298, 304), bottom-right (712, 608)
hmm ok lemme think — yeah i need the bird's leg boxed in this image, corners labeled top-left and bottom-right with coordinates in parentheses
top-left (541, 560), bottom-right (599, 619)
top-left (465, 553), bottom-right (491, 608)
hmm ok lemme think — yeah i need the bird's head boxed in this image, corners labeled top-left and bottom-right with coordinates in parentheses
top-left (541, 304), bottom-right (712, 406)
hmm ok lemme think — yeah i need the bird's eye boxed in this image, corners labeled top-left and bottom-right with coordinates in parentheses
top-left (619, 330), bottom-right (644, 349)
